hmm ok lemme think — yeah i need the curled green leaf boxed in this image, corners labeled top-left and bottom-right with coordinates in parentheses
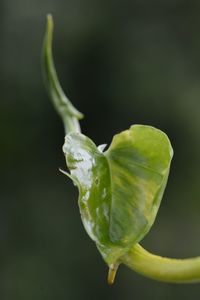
top-left (62, 125), bottom-right (173, 266)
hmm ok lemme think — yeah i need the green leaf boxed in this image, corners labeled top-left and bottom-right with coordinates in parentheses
top-left (105, 125), bottom-right (173, 248)
top-left (63, 125), bottom-right (173, 265)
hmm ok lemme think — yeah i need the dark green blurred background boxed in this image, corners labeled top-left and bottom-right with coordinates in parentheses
top-left (1, 0), bottom-right (200, 299)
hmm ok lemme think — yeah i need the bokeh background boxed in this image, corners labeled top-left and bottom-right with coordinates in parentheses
top-left (1, 0), bottom-right (200, 299)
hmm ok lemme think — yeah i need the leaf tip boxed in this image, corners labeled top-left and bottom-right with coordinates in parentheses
top-left (107, 263), bottom-right (119, 285)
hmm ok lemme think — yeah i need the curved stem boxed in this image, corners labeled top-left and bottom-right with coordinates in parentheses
top-left (121, 243), bottom-right (200, 283)
top-left (42, 14), bottom-right (83, 134)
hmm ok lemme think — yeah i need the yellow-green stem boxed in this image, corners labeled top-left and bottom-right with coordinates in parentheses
top-left (42, 14), bottom-right (83, 134)
top-left (121, 243), bottom-right (200, 283)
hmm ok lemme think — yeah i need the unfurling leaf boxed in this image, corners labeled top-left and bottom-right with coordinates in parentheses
top-left (63, 125), bottom-right (173, 265)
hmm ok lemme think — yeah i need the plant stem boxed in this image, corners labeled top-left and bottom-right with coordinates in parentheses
top-left (121, 243), bottom-right (200, 283)
top-left (42, 14), bottom-right (83, 134)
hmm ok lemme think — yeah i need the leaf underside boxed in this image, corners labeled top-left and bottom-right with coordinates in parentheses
top-left (63, 125), bottom-right (173, 265)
